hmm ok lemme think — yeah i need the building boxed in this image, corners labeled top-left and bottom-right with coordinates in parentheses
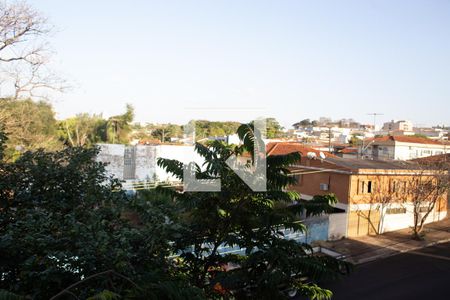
top-left (413, 127), bottom-right (449, 140)
top-left (268, 142), bottom-right (448, 237)
top-left (360, 136), bottom-right (450, 160)
top-left (382, 120), bottom-right (413, 132)
top-left (337, 147), bottom-right (359, 159)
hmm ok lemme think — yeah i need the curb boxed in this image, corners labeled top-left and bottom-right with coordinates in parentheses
top-left (354, 238), bottom-right (450, 265)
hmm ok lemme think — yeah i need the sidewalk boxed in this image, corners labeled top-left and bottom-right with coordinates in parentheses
top-left (316, 215), bottom-right (450, 264)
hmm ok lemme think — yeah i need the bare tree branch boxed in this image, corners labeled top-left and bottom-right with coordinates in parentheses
top-left (0, 1), bottom-right (66, 100)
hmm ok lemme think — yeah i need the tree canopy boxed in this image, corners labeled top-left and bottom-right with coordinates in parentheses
top-left (156, 123), bottom-right (350, 299)
top-left (0, 124), bottom-right (350, 299)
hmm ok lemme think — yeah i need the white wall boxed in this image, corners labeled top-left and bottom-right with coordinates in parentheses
top-left (155, 145), bottom-right (204, 182)
top-left (349, 203), bottom-right (447, 234)
top-left (394, 143), bottom-right (450, 160)
top-left (328, 213), bottom-right (347, 240)
top-left (96, 144), bottom-right (204, 186)
top-left (97, 144), bottom-right (125, 180)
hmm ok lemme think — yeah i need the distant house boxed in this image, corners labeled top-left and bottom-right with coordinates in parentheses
top-left (360, 136), bottom-right (450, 160)
top-left (382, 120), bottom-right (413, 132)
top-left (268, 142), bottom-right (448, 237)
top-left (338, 147), bottom-right (359, 159)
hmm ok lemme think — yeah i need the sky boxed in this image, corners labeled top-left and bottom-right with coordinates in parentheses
top-left (28, 0), bottom-right (450, 128)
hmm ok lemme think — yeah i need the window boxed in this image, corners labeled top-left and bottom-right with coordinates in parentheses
top-left (419, 206), bottom-right (429, 213)
top-left (390, 180), bottom-right (405, 193)
top-left (360, 180), bottom-right (373, 194)
top-left (386, 207), bottom-right (406, 214)
top-left (293, 174), bottom-right (302, 185)
top-left (320, 183), bottom-right (329, 191)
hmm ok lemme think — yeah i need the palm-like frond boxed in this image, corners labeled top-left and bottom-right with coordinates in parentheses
top-left (156, 158), bottom-right (185, 180)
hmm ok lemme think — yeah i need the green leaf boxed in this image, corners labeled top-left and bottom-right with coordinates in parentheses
top-left (0, 290), bottom-right (25, 300)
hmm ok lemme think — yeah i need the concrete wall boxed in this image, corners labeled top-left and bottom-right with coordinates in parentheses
top-left (365, 143), bottom-right (450, 160)
top-left (382, 204), bottom-right (447, 233)
top-left (155, 145), bottom-right (204, 182)
top-left (97, 144), bottom-right (125, 180)
top-left (394, 143), bottom-right (450, 160)
top-left (96, 144), bottom-right (204, 186)
top-left (328, 212), bottom-right (347, 240)
top-left (348, 202), bottom-right (448, 235)
top-left (281, 215), bottom-right (329, 244)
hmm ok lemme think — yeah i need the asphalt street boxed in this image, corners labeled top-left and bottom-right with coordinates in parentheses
top-left (322, 242), bottom-right (450, 300)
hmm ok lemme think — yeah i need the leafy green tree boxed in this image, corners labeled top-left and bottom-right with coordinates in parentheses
top-left (157, 123), bottom-right (350, 299)
top-left (0, 98), bottom-right (60, 158)
top-left (193, 120), bottom-right (241, 140)
top-left (266, 117), bottom-right (284, 138)
top-left (106, 104), bottom-right (134, 144)
top-left (293, 119), bottom-right (311, 128)
top-left (349, 134), bottom-right (360, 146)
top-left (57, 113), bottom-right (107, 146)
top-left (150, 123), bottom-right (183, 142)
top-left (0, 139), bottom-right (198, 299)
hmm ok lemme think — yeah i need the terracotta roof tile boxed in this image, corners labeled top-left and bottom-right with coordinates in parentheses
top-left (366, 135), bottom-right (444, 145)
top-left (266, 142), bottom-right (336, 157)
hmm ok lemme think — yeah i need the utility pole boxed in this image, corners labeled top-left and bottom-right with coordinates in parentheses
top-left (328, 126), bottom-right (332, 153)
top-left (367, 113), bottom-right (384, 130)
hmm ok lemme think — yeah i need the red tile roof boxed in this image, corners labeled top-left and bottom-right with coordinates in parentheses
top-left (411, 153), bottom-right (450, 163)
top-left (266, 142), bottom-right (336, 157)
top-left (367, 135), bottom-right (444, 145)
top-left (341, 147), bottom-right (358, 154)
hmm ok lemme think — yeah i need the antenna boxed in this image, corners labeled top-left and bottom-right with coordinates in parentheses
top-left (367, 113), bottom-right (384, 129)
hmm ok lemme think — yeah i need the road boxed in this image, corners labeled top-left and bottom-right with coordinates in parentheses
top-left (322, 242), bottom-right (450, 300)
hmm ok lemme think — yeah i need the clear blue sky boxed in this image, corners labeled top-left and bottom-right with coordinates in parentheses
top-left (30, 0), bottom-right (450, 128)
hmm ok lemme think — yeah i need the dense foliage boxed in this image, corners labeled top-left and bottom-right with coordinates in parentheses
top-left (0, 98), bottom-right (60, 158)
top-left (0, 133), bottom-right (201, 299)
top-left (156, 123), bottom-right (350, 299)
top-left (0, 123), bottom-right (349, 299)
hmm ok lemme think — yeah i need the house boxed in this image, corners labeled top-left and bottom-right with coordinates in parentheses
top-left (382, 120), bottom-right (414, 132)
top-left (337, 147), bottom-right (359, 159)
top-left (360, 135), bottom-right (450, 160)
top-left (268, 142), bottom-right (448, 238)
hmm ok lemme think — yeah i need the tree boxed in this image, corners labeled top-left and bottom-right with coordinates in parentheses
top-left (150, 123), bottom-right (183, 142)
top-left (57, 113), bottom-right (107, 147)
top-left (405, 164), bottom-right (449, 240)
top-left (348, 134), bottom-right (361, 146)
top-left (293, 119), bottom-right (311, 128)
top-left (157, 123), bottom-right (350, 299)
top-left (0, 138), bottom-right (200, 299)
top-left (193, 120), bottom-right (240, 140)
top-left (0, 1), bottom-right (66, 100)
top-left (266, 117), bottom-right (284, 139)
top-left (106, 103), bottom-right (134, 144)
top-left (355, 176), bottom-right (405, 235)
top-left (0, 97), bottom-right (60, 158)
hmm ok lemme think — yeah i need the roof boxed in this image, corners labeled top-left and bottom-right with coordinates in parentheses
top-left (325, 157), bottom-right (419, 171)
top-left (266, 142), bottom-right (336, 157)
top-left (411, 153), bottom-right (450, 164)
top-left (366, 135), bottom-right (444, 145)
top-left (341, 147), bottom-right (358, 154)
